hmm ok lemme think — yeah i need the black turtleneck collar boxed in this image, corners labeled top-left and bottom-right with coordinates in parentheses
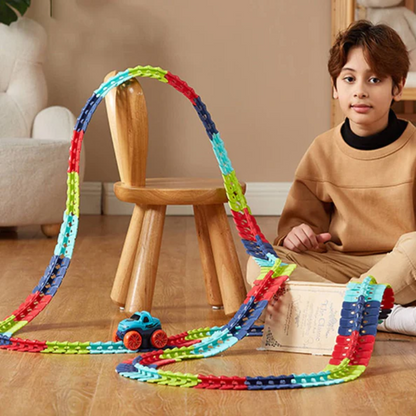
top-left (341, 109), bottom-right (408, 150)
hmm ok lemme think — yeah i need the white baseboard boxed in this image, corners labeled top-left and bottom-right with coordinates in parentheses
top-left (101, 182), bottom-right (291, 216)
top-left (80, 182), bottom-right (102, 215)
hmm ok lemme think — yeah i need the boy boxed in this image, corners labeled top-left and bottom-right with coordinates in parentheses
top-left (247, 20), bottom-right (416, 335)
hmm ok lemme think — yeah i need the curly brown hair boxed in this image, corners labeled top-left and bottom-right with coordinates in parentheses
top-left (328, 20), bottom-right (409, 93)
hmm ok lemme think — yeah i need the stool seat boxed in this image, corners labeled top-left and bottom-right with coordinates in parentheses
top-left (114, 178), bottom-right (247, 205)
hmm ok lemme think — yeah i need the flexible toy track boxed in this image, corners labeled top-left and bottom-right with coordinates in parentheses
top-left (0, 66), bottom-right (394, 389)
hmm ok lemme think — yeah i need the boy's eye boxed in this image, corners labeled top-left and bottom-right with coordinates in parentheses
top-left (343, 76), bottom-right (354, 83)
top-left (369, 77), bottom-right (381, 84)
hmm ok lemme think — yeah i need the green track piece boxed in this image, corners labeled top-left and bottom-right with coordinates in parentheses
top-left (0, 316), bottom-right (16, 334)
top-left (43, 341), bottom-right (90, 354)
top-left (185, 327), bottom-right (219, 340)
top-left (148, 370), bottom-right (200, 387)
top-left (128, 65), bottom-right (168, 82)
top-left (222, 171), bottom-right (249, 212)
top-left (270, 258), bottom-right (297, 278)
top-left (0, 317), bottom-right (27, 335)
top-left (325, 361), bottom-right (367, 382)
top-left (65, 172), bottom-right (80, 217)
top-left (161, 345), bottom-right (204, 361)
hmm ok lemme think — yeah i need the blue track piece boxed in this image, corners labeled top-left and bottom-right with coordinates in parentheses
top-left (116, 362), bottom-right (137, 374)
top-left (33, 255), bottom-right (70, 294)
top-left (94, 69), bottom-right (131, 97)
top-left (338, 295), bottom-right (367, 335)
top-left (190, 328), bottom-right (234, 357)
top-left (82, 96), bottom-right (103, 131)
top-left (211, 133), bottom-right (233, 175)
top-left (342, 300), bottom-right (380, 312)
top-left (234, 300), bottom-right (268, 340)
top-left (246, 375), bottom-right (302, 390)
top-left (42, 268), bottom-right (66, 296)
top-left (54, 214), bottom-right (79, 259)
top-left (200, 336), bottom-right (239, 358)
top-left (246, 325), bottom-right (264, 337)
top-left (131, 364), bottom-right (162, 382)
top-left (341, 314), bottom-right (379, 326)
top-left (75, 94), bottom-right (97, 132)
top-left (255, 235), bottom-right (277, 258)
top-left (344, 278), bottom-right (384, 303)
top-left (132, 355), bottom-right (143, 366)
top-left (119, 364), bottom-right (161, 381)
top-left (0, 334), bottom-right (11, 346)
top-left (378, 309), bottom-right (392, 320)
top-left (193, 96), bottom-right (218, 137)
top-left (266, 253), bottom-right (279, 263)
top-left (359, 324), bottom-right (378, 336)
top-left (75, 93), bottom-right (104, 133)
top-left (224, 296), bottom-right (256, 334)
top-left (241, 239), bottom-right (269, 260)
top-left (293, 372), bottom-right (341, 387)
top-left (255, 257), bottom-right (276, 267)
top-left (89, 341), bottom-right (130, 354)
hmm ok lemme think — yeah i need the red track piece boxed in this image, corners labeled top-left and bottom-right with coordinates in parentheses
top-left (67, 130), bottom-right (84, 173)
top-left (246, 273), bottom-right (288, 304)
top-left (11, 293), bottom-right (52, 322)
top-left (139, 350), bottom-right (165, 366)
top-left (330, 333), bottom-right (375, 366)
top-left (167, 331), bottom-right (189, 347)
top-left (152, 359), bottom-right (178, 369)
top-left (0, 337), bottom-right (47, 353)
top-left (243, 208), bottom-right (269, 242)
top-left (166, 72), bottom-right (199, 104)
top-left (350, 335), bottom-right (376, 366)
top-left (381, 287), bottom-right (394, 310)
top-left (230, 209), bottom-right (269, 243)
top-left (195, 375), bottom-right (248, 390)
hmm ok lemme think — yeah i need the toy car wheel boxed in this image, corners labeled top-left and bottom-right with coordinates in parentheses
top-left (112, 329), bottom-right (121, 343)
top-left (151, 329), bottom-right (168, 349)
top-left (124, 331), bottom-right (143, 350)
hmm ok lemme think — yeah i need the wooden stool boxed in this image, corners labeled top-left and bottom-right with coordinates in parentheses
top-left (104, 72), bottom-right (247, 316)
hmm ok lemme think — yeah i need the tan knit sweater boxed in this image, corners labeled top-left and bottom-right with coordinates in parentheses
top-left (275, 121), bottom-right (416, 255)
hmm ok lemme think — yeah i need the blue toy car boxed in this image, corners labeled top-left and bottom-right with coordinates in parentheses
top-left (112, 311), bottom-right (168, 350)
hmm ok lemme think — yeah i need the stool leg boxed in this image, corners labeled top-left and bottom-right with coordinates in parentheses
top-left (41, 224), bottom-right (61, 238)
top-left (110, 204), bottom-right (146, 307)
top-left (204, 204), bottom-right (247, 315)
top-left (124, 205), bottom-right (166, 313)
top-left (193, 205), bottom-right (223, 308)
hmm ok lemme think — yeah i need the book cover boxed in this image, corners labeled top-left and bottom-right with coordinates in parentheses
top-left (261, 281), bottom-right (347, 355)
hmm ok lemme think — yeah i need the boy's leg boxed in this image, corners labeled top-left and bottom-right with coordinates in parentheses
top-left (246, 246), bottom-right (385, 324)
top-left (246, 246), bottom-right (329, 288)
top-left (246, 245), bottom-right (383, 287)
top-left (358, 232), bottom-right (416, 305)
top-left (357, 232), bottom-right (416, 336)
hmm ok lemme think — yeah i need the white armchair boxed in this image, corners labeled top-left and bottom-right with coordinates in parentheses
top-left (0, 18), bottom-right (85, 237)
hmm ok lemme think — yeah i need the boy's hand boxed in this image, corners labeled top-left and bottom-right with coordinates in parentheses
top-left (283, 223), bottom-right (331, 253)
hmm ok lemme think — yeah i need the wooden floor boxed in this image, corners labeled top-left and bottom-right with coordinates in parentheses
top-left (0, 215), bottom-right (415, 416)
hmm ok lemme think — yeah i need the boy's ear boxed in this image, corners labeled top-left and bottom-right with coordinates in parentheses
top-left (393, 77), bottom-right (406, 102)
top-left (333, 86), bottom-right (339, 100)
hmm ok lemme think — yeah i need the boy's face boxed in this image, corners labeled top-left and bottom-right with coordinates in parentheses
top-left (333, 46), bottom-right (404, 137)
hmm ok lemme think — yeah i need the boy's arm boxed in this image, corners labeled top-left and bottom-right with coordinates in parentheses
top-left (274, 177), bottom-right (332, 248)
